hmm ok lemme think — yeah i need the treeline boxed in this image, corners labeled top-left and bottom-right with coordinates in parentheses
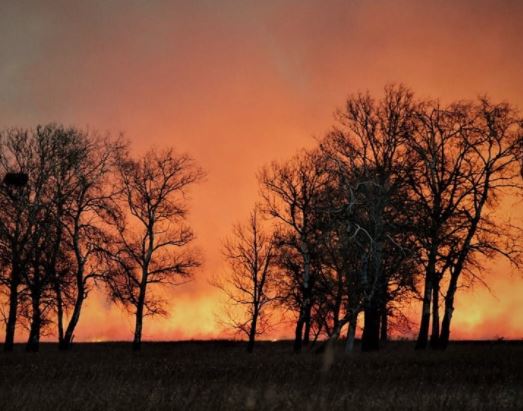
top-left (1, 85), bottom-right (522, 354)
top-left (215, 85), bottom-right (523, 353)
top-left (0, 127), bottom-right (204, 352)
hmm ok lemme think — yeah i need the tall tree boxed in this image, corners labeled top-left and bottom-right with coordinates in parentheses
top-left (259, 150), bottom-right (331, 353)
top-left (437, 99), bottom-right (522, 348)
top-left (0, 130), bottom-right (35, 351)
top-left (319, 85), bottom-right (418, 351)
top-left (0, 126), bottom-right (59, 352)
top-left (22, 125), bottom-right (102, 352)
top-left (409, 98), bottom-right (522, 349)
top-left (56, 133), bottom-right (123, 350)
top-left (105, 149), bottom-right (204, 351)
top-left (213, 207), bottom-right (277, 353)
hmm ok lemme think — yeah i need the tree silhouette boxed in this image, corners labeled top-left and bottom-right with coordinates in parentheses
top-left (105, 149), bottom-right (204, 351)
top-left (213, 207), bottom-right (277, 352)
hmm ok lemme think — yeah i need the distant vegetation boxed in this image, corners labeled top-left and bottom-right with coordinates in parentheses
top-left (1, 85), bottom-right (522, 353)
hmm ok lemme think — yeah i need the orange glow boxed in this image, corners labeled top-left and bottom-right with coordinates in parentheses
top-left (1, 1), bottom-right (522, 341)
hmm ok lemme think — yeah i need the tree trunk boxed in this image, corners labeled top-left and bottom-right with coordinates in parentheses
top-left (3, 274), bottom-right (19, 352)
top-left (293, 315), bottom-right (304, 353)
top-left (439, 306), bottom-right (453, 350)
top-left (133, 303), bottom-right (144, 351)
top-left (416, 274), bottom-right (433, 350)
top-left (361, 304), bottom-right (380, 351)
top-left (246, 310), bottom-right (258, 353)
top-left (332, 271), bottom-right (343, 333)
top-left (55, 282), bottom-right (65, 347)
top-left (294, 281), bottom-right (312, 353)
top-left (26, 293), bottom-right (41, 352)
top-left (133, 285), bottom-right (146, 351)
top-left (430, 280), bottom-right (440, 349)
top-left (345, 312), bottom-right (358, 353)
top-left (380, 307), bottom-right (388, 344)
top-left (303, 297), bottom-right (312, 347)
top-left (60, 284), bottom-right (85, 350)
top-left (361, 231), bottom-right (384, 352)
top-left (297, 242), bottom-right (312, 351)
top-left (439, 273), bottom-right (459, 350)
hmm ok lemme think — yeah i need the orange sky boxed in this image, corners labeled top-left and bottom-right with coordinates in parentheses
top-left (1, 0), bottom-right (522, 341)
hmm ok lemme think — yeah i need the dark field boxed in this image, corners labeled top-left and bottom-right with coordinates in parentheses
top-left (0, 341), bottom-right (522, 410)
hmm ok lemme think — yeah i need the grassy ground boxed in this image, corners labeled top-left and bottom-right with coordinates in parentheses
top-left (0, 340), bottom-right (522, 410)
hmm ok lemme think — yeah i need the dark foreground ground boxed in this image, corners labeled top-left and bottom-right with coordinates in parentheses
top-left (0, 340), bottom-right (522, 410)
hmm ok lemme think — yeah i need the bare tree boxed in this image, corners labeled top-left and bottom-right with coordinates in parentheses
top-left (437, 99), bottom-right (522, 348)
top-left (56, 133), bottom-right (123, 350)
top-left (22, 125), bottom-right (97, 352)
top-left (259, 149), bottom-right (332, 353)
top-left (213, 207), bottom-right (277, 352)
top-left (0, 126), bottom-right (58, 352)
top-left (0, 130), bottom-right (34, 351)
top-left (409, 98), bottom-right (522, 349)
top-left (105, 149), bottom-right (204, 351)
top-left (319, 84), bottom-right (418, 351)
